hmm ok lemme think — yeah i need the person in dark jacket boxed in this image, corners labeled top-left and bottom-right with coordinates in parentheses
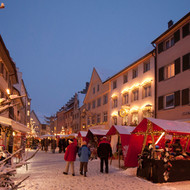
top-left (63, 139), bottom-right (78, 176)
top-left (97, 136), bottom-right (112, 173)
top-left (51, 138), bottom-right (57, 153)
top-left (78, 141), bottom-right (91, 177)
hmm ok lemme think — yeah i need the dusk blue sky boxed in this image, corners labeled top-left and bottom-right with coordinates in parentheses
top-left (0, 1), bottom-right (189, 122)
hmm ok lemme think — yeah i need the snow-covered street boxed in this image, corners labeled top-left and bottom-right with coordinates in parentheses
top-left (14, 149), bottom-right (190, 190)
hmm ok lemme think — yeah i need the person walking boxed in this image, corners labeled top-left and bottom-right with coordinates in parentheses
top-left (78, 141), bottom-right (91, 177)
top-left (63, 139), bottom-right (78, 176)
top-left (97, 136), bottom-right (112, 173)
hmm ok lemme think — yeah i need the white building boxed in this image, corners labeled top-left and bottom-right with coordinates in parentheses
top-left (107, 50), bottom-right (155, 127)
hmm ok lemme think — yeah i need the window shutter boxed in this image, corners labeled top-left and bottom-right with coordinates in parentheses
top-left (158, 96), bottom-right (164, 110)
top-left (182, 88), bottom-right (189, 105)
top-left (174, 29), bottom-right (180, 43)
top-left (182, 23), bottom-right (190, 38)
top-left (183, 53), bottom-right (190, 71)
top-left (158, 67), bottom-right (164, 82)
top-left (174, 90), bottom-right (180, 106)
top-left (158, 42), bottom-right (163, 54)
top-left (175, 57), bottom-right (181, 75)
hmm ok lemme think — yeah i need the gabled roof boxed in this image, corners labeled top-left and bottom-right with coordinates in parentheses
top-left (132, 117), bottom-right (190, 135)
top-left (107, 125), bottom-right (134, 135)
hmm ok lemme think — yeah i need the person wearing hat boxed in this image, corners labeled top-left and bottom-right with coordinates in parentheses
top-left (78, 141), bottom-right (91, 177)
top-left (97, 136), bottom-right (112, 173)
top-left (63, 139), bottom-right (78, 176)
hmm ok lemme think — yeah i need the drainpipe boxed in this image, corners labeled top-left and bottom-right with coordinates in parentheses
top-left (151, 43), bottom-right (157, 118)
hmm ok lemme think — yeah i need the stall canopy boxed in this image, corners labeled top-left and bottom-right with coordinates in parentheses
top-left (132, 117), bottom-right (190, 135)
top-left (86, 129), bottom-right (108, 138)
top-left (107, 125), bottom-right (135, 167)
top-left (0, 116), bottom-right (30, 133)
top-left (125, 118), bottom-right (190, 168)
top-left (78, 131), bottom-right (87, 138)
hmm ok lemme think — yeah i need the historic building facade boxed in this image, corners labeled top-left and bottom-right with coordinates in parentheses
top-left (152, 12), bottom-right (190, 122)
top-left (83, 68), bottom-right (110, 129)
top-left (107, 50), bottom-right (155, 127)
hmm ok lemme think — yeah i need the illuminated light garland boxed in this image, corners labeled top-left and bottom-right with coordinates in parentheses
top-left (111, 111), bottom-right (118, 117)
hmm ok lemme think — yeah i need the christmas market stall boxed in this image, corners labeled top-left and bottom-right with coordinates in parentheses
top-left (106, 125), bottom-right (134, 168)
top-left (77, 131), bottom-right (88, 146)
top-left (132, 117), bottom-right (190, 183)
top-left (86, 128), bottom-right (108, 160)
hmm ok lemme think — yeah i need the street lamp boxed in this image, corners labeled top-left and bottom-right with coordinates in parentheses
top-left (0, 3), bottom-right (5, 9)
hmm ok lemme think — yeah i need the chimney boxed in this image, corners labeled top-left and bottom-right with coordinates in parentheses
top-left (168, 20), bottom-right (174, 28)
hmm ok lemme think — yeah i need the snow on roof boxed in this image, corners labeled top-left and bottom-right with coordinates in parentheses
top-left (147, 117), bottom-right (190, 134)
top-left (107, 125), bottom-right (134, 135)
top-left (88, 129), bottom-right (109, 136)
top-left (78, 93), bottom-right (86, 108)
top-left (78, 131), bottom-right (88, 137)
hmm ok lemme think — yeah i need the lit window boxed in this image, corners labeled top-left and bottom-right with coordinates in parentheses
top-left (27, 110), bottom-right (30, 116)
top-left (113, 117), bottom-right (117, 125)
top-left (122, 115), bottom-right (128, 126)
top-left (165, 63), bottom-right (175, 79)
top-left (103, 112), bottom-right (108, 122)
top-left (131, 113), bottom-right (138, 125)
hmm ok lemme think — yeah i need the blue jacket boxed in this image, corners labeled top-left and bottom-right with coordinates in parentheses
top-left (78, 145), bottom-right (91, 162)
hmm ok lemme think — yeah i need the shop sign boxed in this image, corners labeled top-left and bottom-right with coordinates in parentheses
top-left (182, 111), bottom-right (190, 115)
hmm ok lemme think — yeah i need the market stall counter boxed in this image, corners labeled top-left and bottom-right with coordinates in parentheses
top-left (133, 117), bottom-right (190, 183)
top-left (137, 158), bottom-right (190, 183)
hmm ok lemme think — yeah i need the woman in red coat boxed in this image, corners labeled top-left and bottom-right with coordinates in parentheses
top-left (63, 139), bottom-right (78, 176)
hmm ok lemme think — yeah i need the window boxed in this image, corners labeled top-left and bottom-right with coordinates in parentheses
top-left (88, 103), bottom-right (91, 110)
top-left (143, 85), bottom-right (151, 98)
top-left (183, 53), bottom-right (190, 71)
top-left (112, 97), bottom-right (118, 108)
top-left (103, 94), bottom-right (108, 105)
top-left (182, 88), bottom-right (189, 105)
top-left (165, 63), bottom-right (175, 79)
top-left (123, 74), bottom-right (128, 83)
top-left (92, 100), bottom-right (96, 109)
top-left (132, 89), bottom-right (139, 101)
top-left (122, 93), bottom-right (129, 105)
top-left (92, 116), bottom-right (95, 124)
top-left (87, 117), bottom-right (90, 125)
top-left (122, 115), bottom-right (128, 126)
top-left (166, 40), bottom-right (170, 49)
top-left (97, 84), bottom-right (99, 92)
top-left (97, 114), bottom-right (101, 123)
top-left (113, 81), bottom-right (117, 89)
top-left (165, 93), bottom-right (174, 109)
top-left (131, 113), bottom-right (138, 125)
top-left (103, 112), bottom-right (108, 122)
top-left (93, 87), bottom-right (95, 94)
top-left (143, 62), bottom-right (150, 73)
top-left (97, 97), bottom-right (101, 107)
top-left (0, 63), bottom-right (4, 75)
top-left (183, 22), bottom-right (190, 38)
top-left (27, 110), bottom-right (30, 116)
top-left (132, 68), bottom-right (138, 79)
top-left (113, 117), bottom-right (117, 125)
top-left (171, 37), bottom-right (175, 46)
